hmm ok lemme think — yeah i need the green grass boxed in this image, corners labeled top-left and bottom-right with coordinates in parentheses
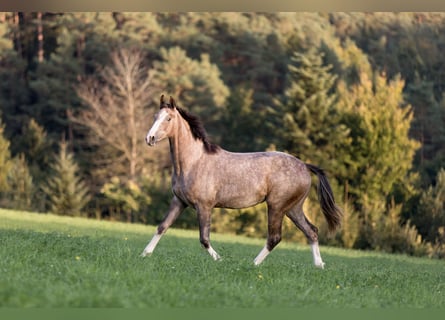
top-left (0, 208), bottom-right (444, 308)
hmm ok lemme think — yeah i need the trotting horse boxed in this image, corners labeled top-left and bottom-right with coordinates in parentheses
top-left (142, 95), bottom-right (342, 268)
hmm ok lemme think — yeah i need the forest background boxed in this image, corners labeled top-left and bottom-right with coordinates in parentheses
top-left (0, 12), bottom-right (444, 258)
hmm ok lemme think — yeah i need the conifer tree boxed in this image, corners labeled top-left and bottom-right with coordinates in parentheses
top-left (220, 86), bottom-right (265, 151)
top-left (406, 77), bottom-right (445, 186)
top-left (274, 47), bottom-right (350, 175)
top-left (415, 169), bottom-right (445, 244)
top-left (42, 141), bottom-right (90, 216)
top-left (15, 118), bottom-right (52, 183)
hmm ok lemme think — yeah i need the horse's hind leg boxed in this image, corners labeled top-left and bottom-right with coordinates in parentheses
top-left (286, 205), bottom-right (325, 269)
top-left (254, 204), bottom-right (285, 265)
top-left (141, 195), bottom-right (186, 257)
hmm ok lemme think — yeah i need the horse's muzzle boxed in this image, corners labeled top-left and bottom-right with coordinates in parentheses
top-left (146, 135), bottom-right (156, 146)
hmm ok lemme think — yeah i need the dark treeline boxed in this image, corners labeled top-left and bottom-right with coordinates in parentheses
top-left (0, 12), bottom-right (444, 258)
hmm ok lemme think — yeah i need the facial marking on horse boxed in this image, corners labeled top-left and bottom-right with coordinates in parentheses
top-left (146, 109), bottom-right (170, 146)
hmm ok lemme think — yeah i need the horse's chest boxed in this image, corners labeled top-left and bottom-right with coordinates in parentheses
top-left (172, 183), bottom-right (189, 205)
top-left (171, 175), bottom-right (203, 206)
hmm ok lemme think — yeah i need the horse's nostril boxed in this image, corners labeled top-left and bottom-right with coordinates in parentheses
top-left (146, 136), bottom-right (155, 145)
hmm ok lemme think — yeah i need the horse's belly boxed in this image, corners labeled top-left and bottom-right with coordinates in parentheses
top-left (214, 188), bottom-right (266, 209)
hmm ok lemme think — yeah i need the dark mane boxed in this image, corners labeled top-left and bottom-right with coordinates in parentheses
top-left (176, 107), bottom-right (220, 154)
top-left (161, 102), bottom-right (219, 154)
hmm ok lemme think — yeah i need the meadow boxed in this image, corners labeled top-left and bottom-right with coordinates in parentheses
top-left (0, 208), bottom-right (444, 308)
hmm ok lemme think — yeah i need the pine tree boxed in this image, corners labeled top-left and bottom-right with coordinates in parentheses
top-left (0, 15), bottom-right (32, 149)
top-left (415, 168), bottom-right (445, 243)
top-left (220, 86), bottom-right (265, 151)
top-left (15, 118), bottom-right (52, 183)
top-left (115, 12), bottom-right (162, 47)
top-left (405, 76), bottom-right (445, 187)
top-left (274, 47), bottom-right (350, 175)
top-left (42, 141), bottom-right (90, 216)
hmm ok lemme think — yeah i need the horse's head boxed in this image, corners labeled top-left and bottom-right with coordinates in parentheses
top-left (145, 95), bottom-right (178, 146)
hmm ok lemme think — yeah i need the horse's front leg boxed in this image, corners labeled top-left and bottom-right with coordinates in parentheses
top-left (196, 205), bottom-right (221, 261)
top-left (141, 195), bottom-right (186, 257)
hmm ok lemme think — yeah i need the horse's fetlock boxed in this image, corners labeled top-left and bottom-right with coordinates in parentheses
top-left (200, 238), bottom-right (210, 249)
top-left (267, 234), bottom-right (281, 250)
top-left (308, 232), bottom-right (319, 243)
top-left (157, 225), bottom-right (167, 234)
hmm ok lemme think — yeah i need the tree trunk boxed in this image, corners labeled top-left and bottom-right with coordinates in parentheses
top-left (13, 12), bottom-right (22, 57)
top-left (36, 12), bottom-right (44, 62)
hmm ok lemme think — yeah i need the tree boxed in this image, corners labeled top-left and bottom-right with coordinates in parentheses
top-left (337, 71), bottom-right (420, 248)
top-left (321, 37), bottom-right (373, 87)
top-left (73, 48), bottom-right (161, 184)
top-left (415, 169), bottom-right (445, 244)
top-left (406, 76), bottom-right (445, 186)
top-left (114, 12), bottom-right (162, 48)
top-left (273, 47), bottom-right (350, 176)
top-left (0, 121), bottom-right (12, 192)
top-left (337, 72), bottom-right (420, 208)
top-left (41, 140), bottom-right (90, 216)
top-left (27, 33), bottom-right (84, 147)
top-left (14, 118), bottom-right (52, 183)
top-left (7, 153), bottom-right (34, 211)
top-left (0, 120), bottom-right (37, 211)
top-left (0, 18), bottom-right (31, 151)
top-left (220, 86), bottom-right (266, 151)
top-left (101, 176), bottom-right (151, 223)
top-left (149, 46), bottom-right (229, 132)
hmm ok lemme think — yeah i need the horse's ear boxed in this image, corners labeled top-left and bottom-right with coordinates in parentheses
top-left (169, 96), bottom-right (176, 108)
top-left (160, 94), bottom-right (165, 108)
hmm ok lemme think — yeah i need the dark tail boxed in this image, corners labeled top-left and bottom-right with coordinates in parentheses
top-left (306, 163), bottom-right (342, 233)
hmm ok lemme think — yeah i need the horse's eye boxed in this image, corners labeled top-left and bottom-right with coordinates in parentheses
top-left (167, 117), bottom-right (172, 122)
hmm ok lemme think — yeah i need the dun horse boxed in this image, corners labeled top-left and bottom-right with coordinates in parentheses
top-left (142, 95), bottom-right (342, 268)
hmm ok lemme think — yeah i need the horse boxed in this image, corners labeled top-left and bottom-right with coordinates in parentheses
top-left (142, 95), bottom-right (342, 268)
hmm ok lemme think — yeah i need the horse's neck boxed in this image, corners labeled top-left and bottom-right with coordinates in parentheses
top-left (169, 117), bottom-right (203, 176)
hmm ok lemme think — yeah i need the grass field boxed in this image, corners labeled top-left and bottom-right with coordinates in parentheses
top-left (0, 208), bottom-right (444, 308)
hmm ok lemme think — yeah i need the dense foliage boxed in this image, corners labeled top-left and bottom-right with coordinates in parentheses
top-left (0, 12), bottom-right (444, 258)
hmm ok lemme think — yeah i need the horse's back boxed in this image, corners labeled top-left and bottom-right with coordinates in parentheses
top-left (221, 150), bottom-right (309, 179)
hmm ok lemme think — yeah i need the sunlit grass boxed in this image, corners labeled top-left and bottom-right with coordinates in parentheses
top-left (1, 208), bottom-right (444, 307)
